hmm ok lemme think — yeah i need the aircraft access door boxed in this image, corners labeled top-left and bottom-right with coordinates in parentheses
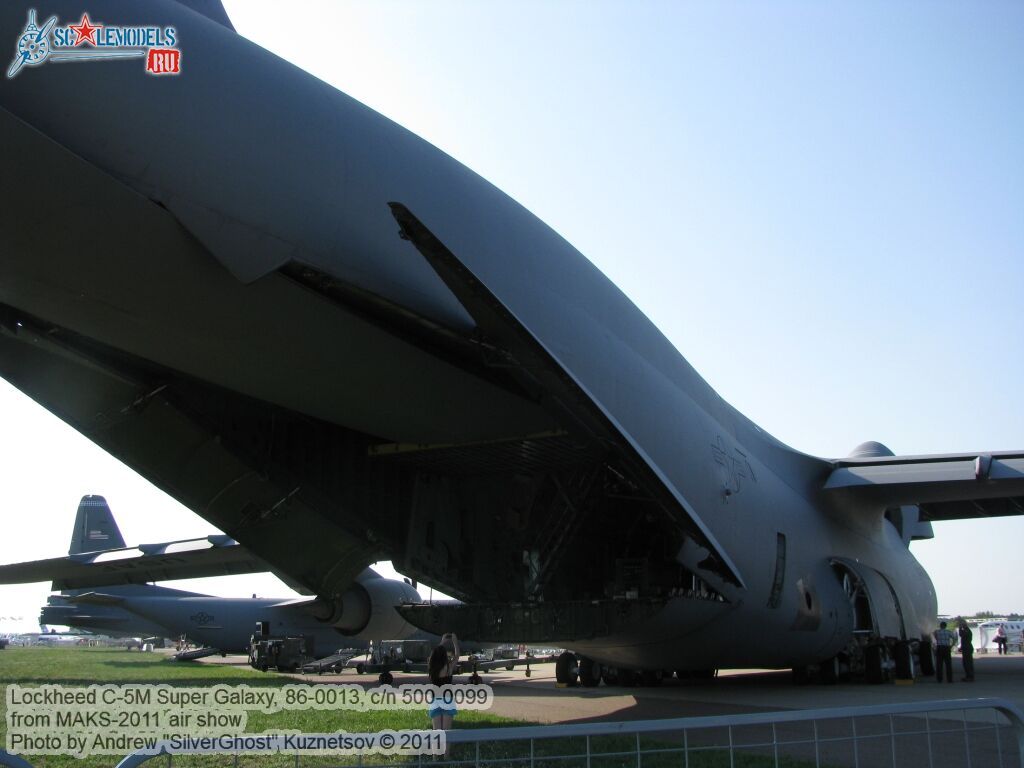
top-left (830, 558), bottom-right (906, 641)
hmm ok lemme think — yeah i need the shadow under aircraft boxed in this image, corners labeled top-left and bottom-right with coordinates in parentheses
top-left (0, 1), bottom-right (1021, 686)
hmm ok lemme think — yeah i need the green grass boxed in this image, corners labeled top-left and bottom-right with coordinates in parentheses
top-left (1, 648), bottom-right (819, 768)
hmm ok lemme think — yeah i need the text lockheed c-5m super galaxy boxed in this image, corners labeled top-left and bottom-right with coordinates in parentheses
top-left (0, 1), bottom-right (1021, 686)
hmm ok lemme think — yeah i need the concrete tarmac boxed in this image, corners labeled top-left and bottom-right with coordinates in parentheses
top-left (204, 652), bottom-right (1024, 765)
top-left (206, 651), bottom-right (1024, 723)
top-left (479, 654), bottom-right (1024, 724)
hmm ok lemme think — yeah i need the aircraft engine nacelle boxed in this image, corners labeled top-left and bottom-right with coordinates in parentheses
top-left (360, 577), bottom-right (424, 641)
top-left (307, 584), bottom-right (371, 634)
top-left (309, 577), bottom-right (422, 638)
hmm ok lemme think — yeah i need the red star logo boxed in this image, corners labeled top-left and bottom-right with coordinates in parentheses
top-left (69, 13), bottom-right (100, 46)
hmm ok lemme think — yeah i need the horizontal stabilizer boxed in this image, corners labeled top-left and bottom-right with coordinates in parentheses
top-left (824, 451), bottom-right (1024, 521)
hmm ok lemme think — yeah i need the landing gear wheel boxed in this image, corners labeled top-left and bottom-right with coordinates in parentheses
top-left (579, 657), bottom-right (602, 687)
top-left (525, 669), bottom-right (531, 677)
top-left (378, 671), bottom-right (394, 686)
top-left (555, 651), bottom-right (579, 686)
top-left (469, 673), bottom-right (483, 685)
top-left (356, 663), bottom-right (365, 675)
top-left (640, 669), bottom-right (664, 687)
top-left (894, 641), bottom-right (914, 679)
top-left (601, 667), bottom-right (620, 686)
top-left (505, 664), bottom-right (515, 672)
top-left (819, 656), bottom-right (839, 685)
top-left (917, 640), bottom-right (935, 677)
top-left (865, 645), bottom-right (889, 684)
top-left (617, 668), bottom-right (639, 687)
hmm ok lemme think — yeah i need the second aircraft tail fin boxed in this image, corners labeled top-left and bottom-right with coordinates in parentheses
top-left (69, 496), bottom-right (126, 555)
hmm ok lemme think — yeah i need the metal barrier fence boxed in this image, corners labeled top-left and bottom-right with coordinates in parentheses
top-left (439, 698), bottom-right (1024, 768)
top-left (2, 696), bottom-right (1014, 768)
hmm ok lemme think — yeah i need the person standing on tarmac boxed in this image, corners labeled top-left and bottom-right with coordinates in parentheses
top-left (427, 632), bottom-right (461, 757)
top-left (427, 643), bottom-right (456, 727)
top-left (995, 624), bottom-right (1008, 655)
top-left (933, 621), bottom-right (956, 683)
top-left (958, 620), bottom-right (975, 682)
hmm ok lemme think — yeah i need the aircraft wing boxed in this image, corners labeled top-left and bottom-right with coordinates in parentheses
top-left (823, 451), bottom-right (1024, 521)
top-left (0, 536), bottom-right (270, 590)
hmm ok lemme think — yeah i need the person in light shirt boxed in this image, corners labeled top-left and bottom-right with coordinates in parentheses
top-left (933, 622), bottom-right (956, 683)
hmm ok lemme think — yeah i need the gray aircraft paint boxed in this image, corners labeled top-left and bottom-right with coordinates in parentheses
top-left (0, 1), bottom-right (1021, 675)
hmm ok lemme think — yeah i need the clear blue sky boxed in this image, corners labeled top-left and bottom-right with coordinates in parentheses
top-left (1, 1), bottom-right (1022, 631)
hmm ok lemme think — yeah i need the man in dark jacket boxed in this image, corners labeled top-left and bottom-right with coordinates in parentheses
top-left (958, 621), bottom-right (975, 682)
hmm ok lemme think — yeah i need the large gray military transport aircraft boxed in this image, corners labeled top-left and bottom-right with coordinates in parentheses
top-left (0, 1), bottom-right (1021, 685)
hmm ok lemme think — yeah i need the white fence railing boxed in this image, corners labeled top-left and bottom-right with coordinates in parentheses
top-left (4, 696), bottom-right (1021, 768)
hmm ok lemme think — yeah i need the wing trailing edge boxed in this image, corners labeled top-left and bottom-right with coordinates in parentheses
top-left (824, 452), bottom-right (1024, 521)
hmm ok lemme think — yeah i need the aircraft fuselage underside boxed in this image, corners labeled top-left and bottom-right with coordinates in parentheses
top-left (0, 42), bottom-right (938, 676)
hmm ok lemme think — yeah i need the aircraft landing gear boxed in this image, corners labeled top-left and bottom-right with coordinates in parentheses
top-left (562, 659), bottom-right (673, 688)
top-left (555, 651), bottom-right (579, 686)
top-left (864, 644), bottom-right (890, 684)
top-left (917, 640), bottom-right (935, 677)
top-left (640, 669), bottom-right (664, 687)
top-left (378, 671), bottom-right (394, 686)
top-left (819, 656), bottom-right (840, 685)
top-left (893, 641), bottom-right (915, 680)
top-left (579, 657), bottom-right (602, 687)
top-left (616, 668), bottom-right (640, 686)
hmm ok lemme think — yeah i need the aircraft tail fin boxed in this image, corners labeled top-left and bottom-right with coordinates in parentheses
top-left (69, 496), bottom-right (126, 555)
